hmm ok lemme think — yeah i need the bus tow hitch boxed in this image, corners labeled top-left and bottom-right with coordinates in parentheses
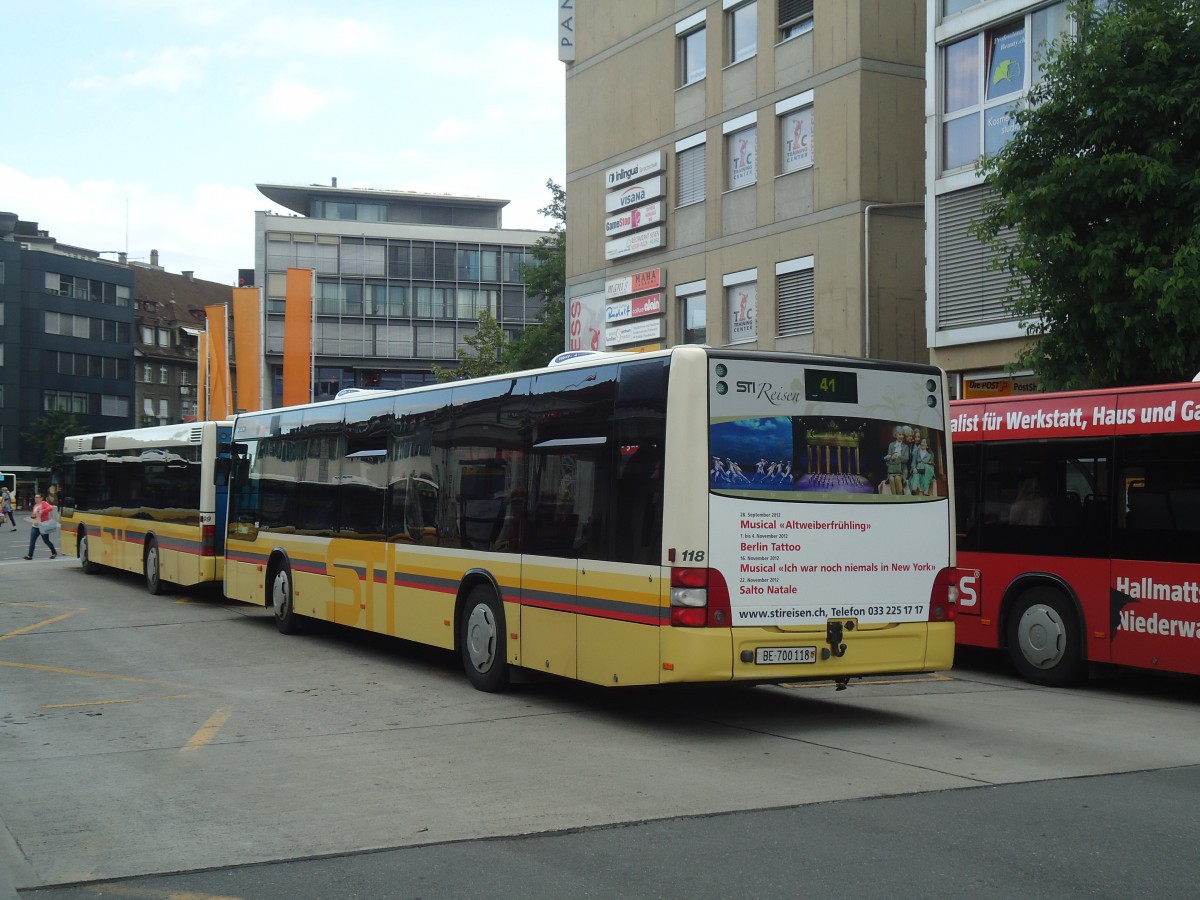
top-left (824, 620), bottom-right (849, 660)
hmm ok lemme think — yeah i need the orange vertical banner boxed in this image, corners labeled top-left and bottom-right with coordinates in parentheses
top-left (232, 287), bottom-right (262, 412)
top-left (205, 304), bottom-right (232, 420)
top-left (283, 267), bottom-right (313, 407)
top-left (197, 332), bottom-right (208, 421)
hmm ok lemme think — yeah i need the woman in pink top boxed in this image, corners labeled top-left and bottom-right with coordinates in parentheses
top-left (25, 492), bottom-right (58, 560)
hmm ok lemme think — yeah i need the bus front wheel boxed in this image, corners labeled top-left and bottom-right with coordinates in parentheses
top-left (271, 559), bottom-right (302, 635)
top-left (79, 530), bottom-right (100, 575)
top-left (144, 537), bottom-right (164, 595)
top-left (1006, 587), bottom-right (1086, 687)
top-left (461, 585), bottom-right (510, 692)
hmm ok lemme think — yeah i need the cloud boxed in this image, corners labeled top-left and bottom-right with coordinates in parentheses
top-left (256, 78), bottom-right (346, 121)
top-left (69, 46), bottom-right (210, 93)
top-left (0, 163), bottom-right (288, 284)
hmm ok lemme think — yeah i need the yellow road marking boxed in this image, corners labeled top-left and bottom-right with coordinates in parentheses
top-left (0, 609), bottom-right (84, 641)
top-left (0, 659), bottom-right (183, 687)
top-left (44, 694), bottom-right (192, 709)
top-left (181, 706), bottom-right (233, 752)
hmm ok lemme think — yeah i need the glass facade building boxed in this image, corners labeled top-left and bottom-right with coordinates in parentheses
top-left (255, 183), bottom-right (550, 405)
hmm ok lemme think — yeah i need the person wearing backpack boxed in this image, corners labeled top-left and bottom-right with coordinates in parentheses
top-left (25, 491), bottom-right (58, 560)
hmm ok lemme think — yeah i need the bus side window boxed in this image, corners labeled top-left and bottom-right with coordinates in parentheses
top-left (1114, 433), bottom-right (1200, 563)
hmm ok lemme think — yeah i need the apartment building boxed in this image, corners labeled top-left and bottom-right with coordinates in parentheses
top-left (925, 0), bottom-right (1072, 397)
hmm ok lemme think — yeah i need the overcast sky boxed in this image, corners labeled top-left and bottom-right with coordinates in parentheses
top-left (1, 0), bottom-right (566, 284)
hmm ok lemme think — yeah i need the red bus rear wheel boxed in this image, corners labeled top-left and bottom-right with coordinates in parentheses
top-left (1006, 586), bottom-right (1086, 686)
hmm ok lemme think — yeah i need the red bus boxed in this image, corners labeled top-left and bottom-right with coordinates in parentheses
top-left (951, 381), bottom-right (1200, 685)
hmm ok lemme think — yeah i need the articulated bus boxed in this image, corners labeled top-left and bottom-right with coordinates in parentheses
top-left (223, 347), bottom-right (962, 691)
top-left (951, 381), bottom-right (1200, 685)
top-left (59, 421), bottom-right (233, 593)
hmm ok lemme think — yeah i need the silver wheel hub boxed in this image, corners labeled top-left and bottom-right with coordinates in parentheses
top-left (272, 572), bottom-right (290, 616)
top-left (1016, 603), bottom-right (1067, 670)
top-left (465, 604), bottom-right (497, 673)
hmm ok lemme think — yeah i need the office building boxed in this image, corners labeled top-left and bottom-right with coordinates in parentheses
top-left (254, 182), bottom-right (550, 405)
top-left (0, 212), bottom-right (135, 481)
top-left (562, 1), bottom-right (927, 363)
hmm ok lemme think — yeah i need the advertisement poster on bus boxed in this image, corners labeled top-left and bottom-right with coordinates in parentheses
top-left (706, 357), bottom-right (950, 626)
top-left (1110, 559), bottom-right (1200, 673)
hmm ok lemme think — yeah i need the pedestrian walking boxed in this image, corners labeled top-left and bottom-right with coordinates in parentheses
top-left (1, 487), bottom-right (16, 530)
top-left (25, 492), bottom-right (58, 560)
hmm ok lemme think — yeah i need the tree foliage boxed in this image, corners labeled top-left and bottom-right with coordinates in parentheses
top-left (21, 409), bottom-right (81, 468)
top-left (431, 308), bottom-right (509, 382)
top-left (975, 0), bottom-right (1200, 389)
top-left (503, 179), bottom-right (566, 371)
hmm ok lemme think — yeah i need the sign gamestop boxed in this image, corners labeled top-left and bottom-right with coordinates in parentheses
top-left (604, 201), bottom-right (664, 237)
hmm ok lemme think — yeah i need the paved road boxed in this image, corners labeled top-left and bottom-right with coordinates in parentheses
top-left (3, 555), bottom-right (1199, 899)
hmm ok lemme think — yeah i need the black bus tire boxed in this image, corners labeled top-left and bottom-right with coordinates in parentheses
top-left (461, 584), bottom-right (510, 692)
top-left (1006, 586), bottom-right (1086, 687)
top-left (79, 530), bottom-right (100, 575)
top-left (271, 558), bottom-right (302, 635)
top-left (144, 537), bottom-right (164, 595)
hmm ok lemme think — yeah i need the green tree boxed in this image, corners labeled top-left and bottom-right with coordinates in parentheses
top-left (974, 0), bottom-right (1200, 389)
top-left (504, 179), bottom-right (567, 371)
top-left (431, 308), bottom-right (509, 382)
top-left (21, 409), bottom-right (82, 468)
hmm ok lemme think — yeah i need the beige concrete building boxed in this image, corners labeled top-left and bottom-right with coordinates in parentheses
top-left (563, 0), bottom-right (928, 363)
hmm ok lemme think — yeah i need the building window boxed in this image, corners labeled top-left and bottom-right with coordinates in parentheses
top-left (101, 395), bottom-right (129, 417)
top-left (676, 280), bottom-right (707, 345)
top-left (779, 0), bottom-right (813, 40)
top-left (939, 4), bottom-right (1068, 173)
top-left (777, 256), bottom-right (815, 337)
top-left (727, 1), bottom-right (757, 63)
top-left (157, 328), bottom-right (171, 347)
top-left (724, 269), bottom-right (758, 343)
top-left (676, 134), bottom-right (707, 206)
top-left (143, 364), bottom-right (153, 383)
top-left (677, 11), bottom-right (706, 85)
top-left (0, 261), bottom-right (5, 284)
top-left (777, 91), bottom-right (814, 174)
top-left (160, 366), bottom-right (169, 384)
top-left (725, 122), bottom-right (758, 190)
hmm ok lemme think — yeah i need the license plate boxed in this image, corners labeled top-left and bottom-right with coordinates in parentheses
top-left (755, 646), bottom-right (817, 665)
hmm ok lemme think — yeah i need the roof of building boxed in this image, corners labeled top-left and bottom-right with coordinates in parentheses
top-left (257, 182), bottom-right (510, 217)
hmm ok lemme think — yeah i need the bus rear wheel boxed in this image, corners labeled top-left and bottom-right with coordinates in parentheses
top-left (1006, 586), bottom-right (1086, 687)
top-left (144, 537), bottom-right (165, 595)
top-left (461, 585), bottom-right (510, 692)
top-left (271, 559), bottom-right (302, 635)
top-left (79, 530), bottom-right (100, 574)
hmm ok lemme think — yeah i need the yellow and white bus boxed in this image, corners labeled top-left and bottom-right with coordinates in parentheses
top-left (59, 421), bottom-right (233, 593)
top-left (224, 347), bottom-right (963, 691)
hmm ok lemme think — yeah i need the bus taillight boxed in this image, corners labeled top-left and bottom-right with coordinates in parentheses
top-left (201, 524), bottom-right (215, 557)
top-left (670, 567), bottom-right (732, 628)
top-left (928, 567), bottom-right (969, 622)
